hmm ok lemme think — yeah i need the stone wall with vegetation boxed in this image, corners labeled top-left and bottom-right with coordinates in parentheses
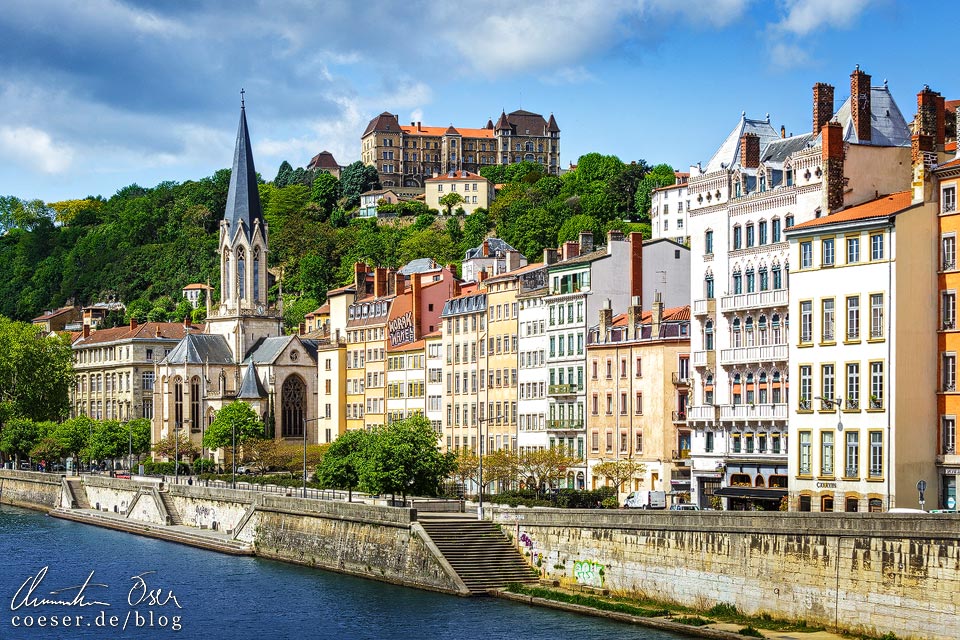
top-left (0, 470), bottom-right (61, 508)
top-left (492, 508), bottom-right (960, 640)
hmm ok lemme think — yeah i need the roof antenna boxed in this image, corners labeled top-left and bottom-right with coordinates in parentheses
top-left (240, 87), bottom-right (245, 109)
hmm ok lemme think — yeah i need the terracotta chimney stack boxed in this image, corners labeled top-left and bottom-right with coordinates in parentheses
top-left (130, 317), bottom-right (138, 331)
top-left (394, 271), bottom-right (406, 295)
top-left (822, 120), bottom-right (845, 212)
top-left (184, 314), bottom-right (192, 329)
top-left (917, 85), bottom-right (946, 151)
top-left (626, 296), bottom-right (642, 341)
top-left (482, 240), bottom-right (490, 257)
top-left (598, 299), bottom-right (613, 344)
top-left (478, 269), bottom-right (488, 284)
top-left (354, 262), bottom-right (367, 292)
top-left (82, 324), bottom-right (90, 339)
top-left (373, 267), bottom-right (388, 298)
top-left (298, 321), bottom-right (305, 335)
top-left (411, 273), bottom-right (422, 340)
top-left (561, 241), bottom-right (579, 261)
top-left (629, 231), bottom-right (644, 302)
top-left (850, 65), bottom-right (872, 142)
top-left (812, 82), bottom-right (835, 135)
top-left (740, 132), bottom-right (760, 169)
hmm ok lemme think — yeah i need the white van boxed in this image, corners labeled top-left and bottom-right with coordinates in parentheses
top-left (623, 490), bottom-right (666, 509)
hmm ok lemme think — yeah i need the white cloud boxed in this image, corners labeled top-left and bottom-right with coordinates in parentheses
top-left (647, 0), bottom-right (754, 28)
top-left (540, 66), bottom-right (598, 86)
top-left (773, 0), bottom-right (873, 35)
top-left (0, 126), bottom-right (74, 173)
top-left (768, 41), bottom-right (810, 68)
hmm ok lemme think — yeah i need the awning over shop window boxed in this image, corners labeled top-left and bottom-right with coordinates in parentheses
top-left (714, 487), bottom-right (787, 500)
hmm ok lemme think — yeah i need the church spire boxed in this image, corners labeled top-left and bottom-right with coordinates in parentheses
top-left (223, 92), bottom-right (263, 240)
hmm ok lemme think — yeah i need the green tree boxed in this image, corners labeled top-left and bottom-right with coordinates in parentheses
top-left (54, 416), bottom-right (94, 467)
top-left (358, 416), bottom-right (455, 501)
top-left (633, 163), bottom-right (676, 221)
top-left (450, 450), bottom-right (479, 496)
top-left (519, 447), bottom-right (580, 493)
top-left (87, 420), bottom-right (129, 461)
top-left (30, 437), bottom-right (65, 467)
top-left (592, 458), bottom-right (646, 493)
top-left (151, 431), bottom-right (200, 462)
top-left (203, 401), bottom-right (265, 451)
top-left (274, 160), bottom-right (293, 187)
top-left (439, 192), bottom-right (464, 215)
top-left (0, 318), bottom-right (74, 425)
top-left (461, 208), bottom-right (490, 252)
top-left (315, 428), bottom-right (370, 501)
top-left (339, 161), bottom-right (381, 209)
top-left (0, 417), bottom-right (44, 463)
top-left (483, 448), bottom-right (520, 494)
top-left (557, 214), bottom-right (602, 244)
top-left (310, 172), bottom-right (341, 219)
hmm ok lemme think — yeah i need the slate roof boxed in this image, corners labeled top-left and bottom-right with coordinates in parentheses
top-left (362, 112), bottom-right (401, 137)
top-left (243, 336), bottom-right (291, 364)
top-left (237, 361), bottom-right (267, 399)
top-left (163, 333), bottom-right (234, 365)
top-left (464, 237), bottom-right (519, 260)
top-left (399, 258), bottom-right (440, 275)
top-left (441, 293), bottom-right (487, 317)
top-left (761, 133), bottom-right (816, 167)
top-left (224, 106), bottom-right (264, 241)
top-left (827, 86), bottom-right (911, 147)
top-left (505, 109), bottom-right (551, 136)
top-left (705, 114), bottom-right (780, 173)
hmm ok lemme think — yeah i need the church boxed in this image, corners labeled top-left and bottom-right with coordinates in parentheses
top-left (152, 101), bottom-right (320, 462)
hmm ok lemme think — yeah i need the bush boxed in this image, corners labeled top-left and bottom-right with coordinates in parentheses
top-left (674, 616), bottom-right (713, 626)
top-left (601, 496), bottom-right (619, 509)
top-left (738, 627), bottom-right (763, 638)
top-left (193, 458), bottom-right (217, 474)
top-left (492, 487), bottom-right (616, 509)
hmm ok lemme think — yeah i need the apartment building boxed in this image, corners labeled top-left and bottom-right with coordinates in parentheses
top-left (686, 67), bottom-right (915, 509)
top-left (517, 265), bottom-right (550, 455)
top-left (786, 189), bottom-right (938, 511)
top-left (462, 238), bottom-right (526, 283)
top-left (425, 171), bottom-right (494, 216)
top-left (425, 331), bottom-right (444, 435)
top-left (586, 298), bottom-right (691, 502)
top-left (650, 173), bottom-right (690, 244)
top-left (316, 336), bottom-right (347, 444)
top-left (386, 340), bottom-right (426, 424)
top-left (440, 292), bottom-right (486, 452)
top-left (361, 110), bottom-right (560, 188)
top-left (72, 320), bottom-right (199, 422)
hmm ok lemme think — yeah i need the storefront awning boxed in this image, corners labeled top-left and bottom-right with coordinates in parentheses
top-left (714, 487), bottom-right (787, 500)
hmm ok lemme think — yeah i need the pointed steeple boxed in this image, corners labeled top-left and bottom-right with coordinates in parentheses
top-left (237, 360), bottom-right (267, 399)
top-left (224, 95), bottom-right (264, 241)
top-left (495, 110), bottom-right (511, 132)
top-left (547, 113), bottom-right (560, 133)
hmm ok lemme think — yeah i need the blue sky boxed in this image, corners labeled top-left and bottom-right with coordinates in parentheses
top-left (0, 0), bottom-right (956, 203)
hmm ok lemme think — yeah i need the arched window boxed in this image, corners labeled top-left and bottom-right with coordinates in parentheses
top-left (705, 320), bottom-right (714, 351)
top-left (190, 376), bottom-right (201, 433)
top-left (704, 272), bottom-right (714, 299)
top-left (237, 247), bottom-right (246, 300)
top-left (732, 318), bottom-right (742, 347)
top-left (281, 375), bottom-right (306, 437)
top-left (525, 142), bottom-right (533, 152)
top-left (746, 373), bottom-right (755, 403)
top-left (173, 376), bottom-right (183, 427)
top-left (755, 475), bottom-right (766, 487)
top-left (759, 266), bottom-right (769, 291)
top-left (253, 248), bottom-right (261, 302)
top-left (746, 266), bottom-right (755, 292)
top-left (745, 316), bottom-right (755, 346)
top-left (733, 225), bottom-right (742, 249)
top-left (224, 254), bottom-right (230, 300)
top-left (758, 315), bottom-right (768, 344)
top-left (733, 267), bottom-right (743, 295)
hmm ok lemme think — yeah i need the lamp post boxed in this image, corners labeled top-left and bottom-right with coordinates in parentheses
top-left (231, 421), bottom-right (236, 489)
top-left (813, 395), bottom-right (844, 429)
top-left (174, 421), bottom-right (181, 484)
top-left (476, 413), bottom-right (502, 520)
top-left (303, 417), bottom-right (322, 499)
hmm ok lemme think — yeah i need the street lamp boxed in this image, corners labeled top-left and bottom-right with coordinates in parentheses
top-left (476, 413), bottom-right (502, 520)
top-left (814, 395), bottom-right (844, 430)
top-left (231, 420), bottom-right (236, 489)
top-left (174, 421), bottom-right (181, 484)
top-left (303, 417), bottom-right (322, 499)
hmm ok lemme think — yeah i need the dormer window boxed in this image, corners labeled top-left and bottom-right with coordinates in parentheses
top-left (735, 181), bottom-right (742, 198)
top-left (759, 174), bottom-right (767, 192)
top-left (785, 168), bottom-right (794, 187)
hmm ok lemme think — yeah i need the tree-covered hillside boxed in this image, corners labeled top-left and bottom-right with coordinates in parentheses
top-left (0, 155), bottom-right (672, 331)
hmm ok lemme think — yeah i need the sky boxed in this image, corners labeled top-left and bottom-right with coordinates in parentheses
top-left (0, 0), bottom-right (957, 204)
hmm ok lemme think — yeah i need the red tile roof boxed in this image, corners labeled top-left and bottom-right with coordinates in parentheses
top-left (610, 306), bottom-right (691, 326)
top-left (937, 157), bottom-right (960, 171)
top-left (75, 322), bottom-right (204, 346)
top-left (787, 191), bottom-right (914, 231)
top-left (32, 306), bottom-right (77, 322)
top-left (425, 170), bottom-right (486, 182)
top-left (182, 283), bottom-right (211, 291)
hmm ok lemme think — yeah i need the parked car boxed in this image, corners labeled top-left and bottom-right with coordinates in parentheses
top-left (670, 503), bottom-right (701, 511)
top-left (623, 490), bottom-right (666, 509)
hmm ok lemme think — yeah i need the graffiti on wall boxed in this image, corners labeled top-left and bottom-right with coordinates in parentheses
top-left (573, 560), bottom-right (605, 587)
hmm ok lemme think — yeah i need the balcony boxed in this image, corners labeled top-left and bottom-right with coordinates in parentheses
top-left (546, 419), bottom-right (584, 432)
top-left (692, 350), bottom-right (714, 368)
top-left (548, 384), bottom-right (579, 396)
top-left (720, 289), bottom-right (788, 313)
top-left (719, 403), bottom-right (788, 422)
top-left (719, 344), bottom-right (787, 366)
top-left (672, 372), bottom-right (691, 386)
top-left (687, 405), bottom-right (719, 422)
top-left (693, 299), bottom-right (714, 316)
top-left (672, 449), bottom-right (691, 462)
top-left (937, 444), bottom-right (959, 465)
top-left (671, 410), bottom-right (687, 424)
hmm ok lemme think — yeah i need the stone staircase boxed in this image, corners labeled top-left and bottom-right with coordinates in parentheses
top-left (418, 515), bottom-right (539, 594)
top-left (157, 491), bottom-right (183, 525)
top-left (64, 477), bottom-right (90, 509)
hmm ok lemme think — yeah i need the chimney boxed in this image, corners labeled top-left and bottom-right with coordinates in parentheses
top-left (411, 273), bottom-right (422, 340)
top-left (812, 82), bottom-right (835, 135)
top-left (478, 269), bottom-right (489, 284)
top-left (917, 85), bottom-right (946, 151)
top-left (394, 271), bottom-right (406, 295)
top-left (850, 65), bottom-right (872, 142)
top-left (626, 296), bottom-right (642, 341)
top-left (130, 317), bottom-right (138, 331)
top-left (652, 292), bottom-right (664, 340)
top-left (629, 231), bottom-right (644, 301)
top-left (739, 132), bottom-right (760, 169)
top-left (598, 299), bottom-right (613, 344)
top-left (155, 325), bottom-right (161, 338)
top-left (374, 267), bottom-right (387, 298)
top-left (452, 280), bottom-right (462, 298)
top-left (543, 248), bottom-right (558, 265)
top-left (822, 120), bottom-right (845, 211)
top-left (912, 133), bottom-right (936, 202)
top-left (298, 321), bottom-right (305, 335)
top-left (354, 262), bottom-right (367, 292)
top-left (506, 249), bottom-right (521, 272)
top-left (606, 229), bottom-right (624, 245)
top-left (417, 121), bottom-right (422, 132)
top-left (82, 324), bottom-right (90, 339)
top-left (482, 240), bottom-right (490, 257)
top-left (578, 231), bottom-right (594, 254)
top-left (184, 314), bottom-right (192, 329)
top-left (561, 241), bottom-right (579, 261)
top-left (781, 125), bottom-right (786, 139)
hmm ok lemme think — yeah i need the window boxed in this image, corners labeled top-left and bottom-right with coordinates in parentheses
top-left (772, 266), bottom-right (782, 290)
top-left (635, 393), bottom-right (643, 414)
top-left (943, 417), bottom-right (956, 455)
top-left (822, 238), bottom-right (835, 266)
top-left (822, 299), bottom-right (835, 342)
top-left (944, 291), bottom-right (957, 330)
top-left (759, 267), bottom-right (768, 291)
top-left (870, 362), bottom-right (884, 408)
top-left (869, 431), bottom-right (883, 478)
top-left (746, 224), bottom-right (755, 247)
top-left (943, 353), bottom-right (956, 392)
top-left (733, 271), bottom-right (742, 294)
top-left (705, 431), bottom-right (714, 453)
top-left (772, 218), bottom-right (782, 243)
top-left (821, 431), bottom-right (834, 476)
top-left (943, 235), bottom-right (957, 270)
top-left (871, 234), bottom-right (884, 260)
top-left (142, 372), bottom-right (155, 391)
top-left (799, 365), bottom-right (812, 410)
top-left (944, 186), bottom-right (957, 213)
top-left (705, 274), bottom-right (714, 299)
top-left (846, 237), bottom-right (860, 263)
top-left (746, 268), bottom-right (755, 293)
top-left (733, 226), bottom-right (742, 250)
top-left (870, 294), bottom-right (884, 339)
top-left (846, 296), bottom-right (860, 340)
top-left (846, 363), bottom-right (860, 409)
top-left (758, 220), bottom-right (768, 245)
top-left (800, 301), bottom-right (813, 343)
top-left (705, 230), bottom-right (713, 254)
top-left (799, 431), bottom-right (812, 475)
top-left (800, 242), bottom-right (813, 268)
top-left (705, 320), bottom-right (714, 350)
top-left (821, 364), bottom-right (835, 408)
top-left (845, 431), bottom-right (860, 477)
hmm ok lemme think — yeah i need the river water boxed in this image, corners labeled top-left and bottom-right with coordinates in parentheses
top-left (0, 505), bottom-right (691, 640)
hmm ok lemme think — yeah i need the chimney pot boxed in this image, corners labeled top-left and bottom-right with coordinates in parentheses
top-left (739, 132), bottom-right (760, 169)
top-left (850, 66), bottom-right (872, 142)
top-left (812, 82), bottom-right (835, 136)
top-left (130, 317), bottom-right (138, 331)
top-left (578, 231), bottom-right (594, 254)
top-left (629, 231), bottom-right (644, 303)
top-left (82, 324), bottom-right (90, 339)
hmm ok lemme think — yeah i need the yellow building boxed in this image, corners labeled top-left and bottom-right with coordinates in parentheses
top-left (345, 267), bottom-right (395, 432)
top-left (481, 269), bottom-right (525, 453)
top-left (316, 336), bottom-right (347, 444)
top-left (585, 299), bottom-right (692, 502)
top-left (440, 291), bottom-right (486, 452)
top-left (424, 171), bottom-right (494, 215)
top-left (361, 110), bottom-right (560, 188)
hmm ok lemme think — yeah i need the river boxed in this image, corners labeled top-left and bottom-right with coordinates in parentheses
top-left (0, 505), bottom-right (692, 640)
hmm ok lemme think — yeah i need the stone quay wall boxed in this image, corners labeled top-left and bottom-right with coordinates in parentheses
top-left (0, 470), bottom-right (61, 509)
top-left (491, 508), bottom-right (960, 640)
